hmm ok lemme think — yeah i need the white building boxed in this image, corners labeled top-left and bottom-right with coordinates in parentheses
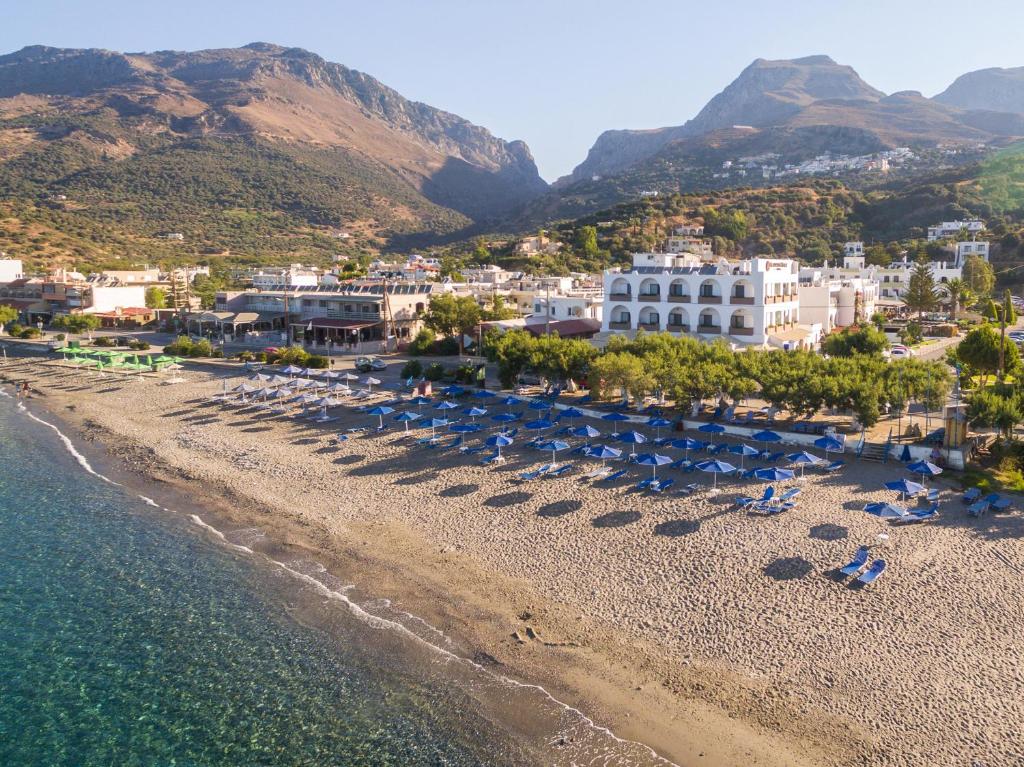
top-left (0, 258), bottom-right (24, 285)
top-left (798, 267), bottom-right (879, 334)
top-left (83, 285), bottom-right (147, 314)
top-left (251, 265), bottom-right (319, 289)
top-left (927, 220), bottom-right (984, 241)
top-left (951, 240), bottom-right (989, 267)
top-left (532, 289), bottom-right (603, 323)
top-left (601, 252), bottom-right (815, 348)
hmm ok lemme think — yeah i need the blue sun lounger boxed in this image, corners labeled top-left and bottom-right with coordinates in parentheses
top-left (962, 487), bottom-right (982, 503)
top-left (761, 451), bottom-right (785, 463)
top-left (520, 463), bottom-right (556, 481)
top-left (900, 504), bottom-right (939, 523)
top-left (636, 477), bottom-right (655, 491)
top-left (649, 478), bottom-right (675, 493)
top-left (967, 500), bottom-right (990, 517)
top-left (839, 546), bottom-right (870, 576)
top-left (736, 486), bottom-right (774, 509)
top-left (480, 451), bottom-right (502, 465)
top-left (677, 482), bottom-right (700, 495)
top-left (598, 468), bottom-right (629, 483)
top-left (819, 460), bottom-right (845, 472)
top-left (983, 493), bottom-right (1013, 511)
top-left (856, 559), bottom-right (887, 585)
top-left (547, 463), bottom-right (574, 478)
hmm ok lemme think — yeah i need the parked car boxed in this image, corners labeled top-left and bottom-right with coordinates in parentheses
top-left (888, 346), bottom-right (914, 360)
top-left (355, 356), bottom-right (387, 372)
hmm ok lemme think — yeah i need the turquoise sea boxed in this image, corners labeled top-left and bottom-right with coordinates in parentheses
top-left (0, 392), bottom-right (671, 767)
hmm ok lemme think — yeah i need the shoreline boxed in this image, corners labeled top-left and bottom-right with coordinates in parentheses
top-left (11, 355), bottom-right (1024, 766)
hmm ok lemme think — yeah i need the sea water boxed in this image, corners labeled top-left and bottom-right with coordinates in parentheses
top-left (0, 393), bottom-right (674, 767)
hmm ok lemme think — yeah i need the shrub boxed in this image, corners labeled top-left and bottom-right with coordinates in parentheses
top-left (54, 333), bottom-right (66, 341)
top-left (7, 323), bottom-right (23, 337)
top-left (19, 327), bottom-right (42, 339)
top-left (409, 328), bottom-right (436, 356)
top-left (267, 346), bottom-right (310, 366)
top-left (127, 339), bottom-right (150, 351)
top-left (454, 364), bottom-right (475, 383)
top-left (255, 351), bottom-right (268, 362)
top-left (92, 336), bottom-right (116, 347)
top-left (436, 336), bottom-right (460, 356)
top-left (401, 359), bottom-right (423, 379)
top-left (306, 355), bottom-right (328, 369)
top-left (424, 362), bottom-right (446, 381)
top-left (237, 350), bottom-right (255, 362)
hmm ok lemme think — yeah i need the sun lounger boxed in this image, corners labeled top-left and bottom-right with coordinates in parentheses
top-left (856, 559), bottom-right (887, 585)
top-left (520, 463), bottom-right (556, 481)
top-left (598, 469), bottom-right (628, 483)
top-left (583, 466), bottom-right (613, 480)
top-left (761, 451), bottom-right (785, 463)
top-left (547, 464), bottom-right (574, 478)
top-left (753, 501), bottom-right (795, 515)
top-left (481, 452), bottom-right (505, 465)
top-left (346, 427), bottom-right (367, 434)
top-left (819, 460), bottom-right (845, 472)
top-left (740, 468), bottom-right (758, 479)
top-left (899, 504), bottom-right (939, 523)
top-left (924, 488), bottom-right (940, 504)
top-left (962, 487), bottom-right (982, 503)
top-left (737, 486), bottom-right (775, 509)
top-left (839, 546), bottom-right (870, 576)
top-left (677, 482), bottom-right (700, 495)
top-left (776, 487), bottom-right (801, 504)
top-left (433, 436), bottom-right (463, 451)
top-left (313, 415), bottom-right (338, 424)
top-left (460, 445), bottom-right (487, 455)
top-left (967, 500), bottom-right (990, 517)
top-left (636, 477), bottom-right (655, 490)
top-left (649, 478), bottom-right (675, 493)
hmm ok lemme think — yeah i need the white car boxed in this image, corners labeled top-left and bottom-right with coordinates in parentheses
top-left (888, 346), bottom-right (914, 360)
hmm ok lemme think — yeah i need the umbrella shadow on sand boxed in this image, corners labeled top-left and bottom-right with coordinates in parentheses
top-left (440, 483), bottom-right (479, 498)
top-left (485, 491), bottom-right (532, 508)
top-left (763, 556), bottom-right (814, 581)
top-left (592, 510), bottom-right (642, 528)
top-left (653, 519), bottom-right (701, 537)
top-left (809, 524), bottom-right (848, 541)
top-left (538, 499), bottom-right (583, 518)
top-left (333, 454), bottom-right (365, 466)
top-left (392, 471), bottom-right (438, 486)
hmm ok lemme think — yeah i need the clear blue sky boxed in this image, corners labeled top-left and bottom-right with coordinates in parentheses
top-left (4, 0), bottom-right (1024, 181)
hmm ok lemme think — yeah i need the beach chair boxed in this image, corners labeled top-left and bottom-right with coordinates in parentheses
top-left (636, 477), bottom-right (655, 490)
top-left (839, 546), bottom-right (870, 576)
top-left (776, 487), bottom-right (801, 504)
top-left (737, 486), bottom-right (774, 509)
top-left (346, 426), bottom-right (367, 434)
top-left (598, 469), bottom-right (628, 483)
top-left (923, 488), bottom-right (940, 504)
top-left (962, 487), bottom-right (982, 503)
top-left (740, 468), bottom-right (758, 480)
top-left (583, 466), bottom-right (613, 480)
top-left (762, 451), bottom-right (785, 463)
top-left (856, 559), bottom-right (887, 586)
top-left (900, 504), bottom-right (939, 523)
top-left (819, 460), bottom-right (845, 472)
top-left (547, 464), bottom-right (574, 478)
top-left (649, 478), bottom-right (675, 493)
top-left (480, 451), bottom-right (504, 466)
top-left (967, 500), bottom-right (990, 517)
top-left (677, 482), bottom-right (700, 495)
top-left (520, 463), bottom-right (555, 481)
top-left (753, 500), bottom-right (795, 515)
top-left (460, 445), bottom-right (487, 455)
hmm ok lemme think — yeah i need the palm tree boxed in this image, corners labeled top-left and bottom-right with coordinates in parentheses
top-left (943, 278), bottom-right (976, 321)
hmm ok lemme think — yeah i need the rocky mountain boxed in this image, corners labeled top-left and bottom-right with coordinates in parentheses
top-left (0, 43), bottom-right (548, 256)
top-left (935, 66), bottom-right (1024, 115)
top-left (557, 56), bottom-right (1024, 205)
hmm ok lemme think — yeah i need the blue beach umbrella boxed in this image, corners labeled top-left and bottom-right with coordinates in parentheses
top-left (408, 395), bottom-right (432, 409)
top-left (450, 422), bottom-right (482, 434)
top-left (571, 424), bottom-right (601, 448)
top-left (729, 443), bottom-right (761, 469)
top-left (463, 406), bottom-right (488, 420)
top-left (647, 417), bottom-right (673, 441)
top-left (491, 412), bottom-right (521, 425)
top-left (752, 429), bottom-right (782, 444)
top-left (753, 467), bottom-right (796, 483)
top-left (586, 444), bottom-right (622, 467)
top-left (602, 411), bottom-right (631, 436)
top-left (539, 439), bottom-right (570, 464)
top-left (669, 437), bottom-right (705, 458)
top-left (814, 435), bottom-right (845, 461)
top-left (885, 478), bottom-right (924, 501)
top-left (434, 400), bottom-right (459, 412)
top-left (635, 452), bottom-right (673, 479)
top-left (528, 399), bottom-right (552, 412)
top-left (500, 396), bottom-right (522, 410)
top-left (420, 417), bottom-right (450, 439)
top-left (559, 407), bottom-right (584, 426)
top-left (365, 405), bottom-right (395, 429)
top-left (864, 502), bottom-right (907, 519)
top-left (787, 451), bottom-right (822, 478)
top-left (473, 390), bottom-right (495, 400)
top-left (394, 411), bottom-right (421, 431)
top-left (698, 423), bottom-right (726, 435)
top-left (616, 430), bottom-right (648, 457)
top-left (442, 385), bottom-right (465, 397)
top-left (525, 418), bottom-right (554, 431)
top-left (485, 433), bottom-right (513, 459)
top-left (695, 459), bottom-right (737, 491)
top-left (907, 460), bottom-right (943, 482)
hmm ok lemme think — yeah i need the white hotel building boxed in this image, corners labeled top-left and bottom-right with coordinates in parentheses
top-left (601, 252), bottom-right (814, 348)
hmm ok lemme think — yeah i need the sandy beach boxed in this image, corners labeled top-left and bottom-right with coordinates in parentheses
top-left (8, 356), bottom-right (1024, 767)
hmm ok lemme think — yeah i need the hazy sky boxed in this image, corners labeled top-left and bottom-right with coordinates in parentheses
top-left (4, 0), bottom-right (1024, 180)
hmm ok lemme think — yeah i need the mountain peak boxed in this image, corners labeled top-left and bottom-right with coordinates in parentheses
top-left (935, 66), bottom-right (1024, 114)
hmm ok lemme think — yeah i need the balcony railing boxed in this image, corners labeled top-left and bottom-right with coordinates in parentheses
top-left (608, 321), bottom-right (631, 330)
top-left (668, 293), bottom-right (691, 303)
top-left (666, 322), bottom-right (690, 332)
top-left (638, 321), bottom-right (660, 331)
top-left (730, 296), bottom-right (755, 305)
top-left (697, 324), bottom-right (721, 334)
top-left (698, 295), bottom-right (722, 304)
top-left (638, 293), bottom-right (661, 302)
top-left (730, 326), bottom-right (755, 336)
top-left (608, 292), bottom-right (632, 302)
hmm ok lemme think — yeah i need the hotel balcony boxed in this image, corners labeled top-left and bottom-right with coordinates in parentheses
top-left (608, 292), bottom-right (632, 302)
top-left (638, 321), bottom-right (660, 331)
top-left (730, 326), bottom-right (755, 336)
top-left (698, 295), bottom-right (722, 305)
top-left (697, 324), bottom-right (721, 334)
top-left (667, 293), bottom-right (691, 303)
top-left (637, 293), bottom-right (661, 302)
top-left (730, 296), bottom-right (755, 305)
top-left (608, 321), bottom-right (631, 330)
top-left (666, 322), bottom-right (690, 332)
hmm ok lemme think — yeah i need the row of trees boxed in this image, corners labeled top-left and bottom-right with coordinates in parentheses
top-left (485, 328), bottom-right (950, 428)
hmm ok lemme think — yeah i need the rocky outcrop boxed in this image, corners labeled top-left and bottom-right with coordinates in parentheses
top-left (934, 66), bottom-right (1024, 115)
